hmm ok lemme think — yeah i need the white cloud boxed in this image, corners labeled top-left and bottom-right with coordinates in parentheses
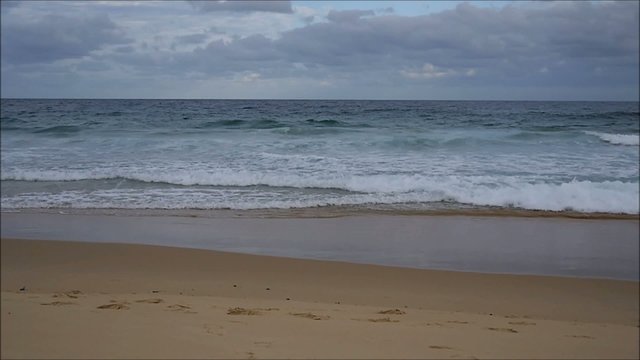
top-left (238, 71), bottom-right (261, 82)
top-left (401, 63), bottom-right (476, 80)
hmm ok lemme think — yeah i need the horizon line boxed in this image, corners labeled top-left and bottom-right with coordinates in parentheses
top-left (1, 97), bottom-right (637, 103)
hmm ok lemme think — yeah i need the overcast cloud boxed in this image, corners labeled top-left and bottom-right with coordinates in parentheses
top-left (1, 0), bottom-right (638, 100)
top-left (189, 0), bottom-right (293, 13)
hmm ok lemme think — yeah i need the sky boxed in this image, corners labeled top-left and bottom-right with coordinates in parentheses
top-left (1, 0), bottom-right (638, 101)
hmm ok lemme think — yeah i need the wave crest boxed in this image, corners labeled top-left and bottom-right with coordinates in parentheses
top-left (2, 170), bottom-right (638, 213)
top-left (585, 131), bottom-right (639, 146)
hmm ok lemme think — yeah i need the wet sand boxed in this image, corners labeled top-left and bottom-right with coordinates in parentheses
top-left (2, 237), bottom-right (638, 359)
top-left (2, 211), bottom-right (638, 279)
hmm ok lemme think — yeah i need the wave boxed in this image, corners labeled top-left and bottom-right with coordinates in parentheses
top-left (451, 179), bottom-right (638, 214)
top-left (2, 170), bottom-right (638, 213)
top-left (305, 119), bottom-right (342, 126)
top-left (0, 126), bottom-right (25, 131)
top-left (594, 110), bottom-right (640, 119)
top-left (33, 125), bottom-right (82, 134)
top-left (585, 131), bottom-right (639, 146)
top-left (197, 119), bottom-right (246, 128)
top-left (194, 118), bottom-right (370, 131)
top-left (381, 137), bottom-right (436, 149)
top-left (1, 117), bottom-right (28, 128)
top-left (194, 119), bottom-right (289, 130)
top-left (251, 119), bottom-right (283, 128)
top-left (549, 111), bottom-right (640, 121)
top-left (94, 111), bottom-right (123, 117)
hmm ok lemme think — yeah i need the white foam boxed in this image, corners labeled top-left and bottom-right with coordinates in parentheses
top-left (585, 131), bottom-right (639, 146)
top-left (1, 176), bottom-right (638, 214)
top-left (1, 169), bottom-right (112, 182)
top-left (451, 179), bottom-right (639, 214)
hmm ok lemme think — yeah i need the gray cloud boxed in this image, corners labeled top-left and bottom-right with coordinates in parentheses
top-left (1, 13), bottom-right (130, 65)
top-left (175, 33), bottom-right (209, 45)
top-left (196, 2), bottom-right (637, 87)
top-left (0, 0), bottom-right (20, 10)
top-left (189, 0), bottom-right (292, 14)
top-left (1, 1), bottom-right (638, 100)
top-left (75, 59), bottom-right (111, 72)
top-left (113, 45), bottom-right (136, 54)
top-left (94, 2), bottom-right (640, 93)
top-left (326, 9), bottom-right (374, 23)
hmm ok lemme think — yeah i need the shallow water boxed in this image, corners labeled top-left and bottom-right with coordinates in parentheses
top-left (2, 212), bottom-right (638, 280)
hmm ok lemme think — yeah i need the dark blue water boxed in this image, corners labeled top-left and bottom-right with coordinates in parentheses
top-left (1, 99), bottom-right (638, 213)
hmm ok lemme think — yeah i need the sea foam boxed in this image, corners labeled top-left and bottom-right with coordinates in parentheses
top-left (2, 172), bottom-right (637, 214)
top-left (585, 131), bottom-right (639, 146)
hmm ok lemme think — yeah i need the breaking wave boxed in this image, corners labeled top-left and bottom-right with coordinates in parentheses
top-left (2, 170), bottom-right (638, 214)
top-left (585, 131), bottom-right (639, 146)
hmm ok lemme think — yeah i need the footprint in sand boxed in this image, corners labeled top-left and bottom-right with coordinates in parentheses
top-left (505, 314), bottom-right (531, 319)
top-left (109, 299), bottom-right (130, 304)
top-left (227, 307), bottom-right (279, 315)
top-left (41, 301), bottom-right (76, 306)
top-left (228, 307), bottom-right (263, 316)
top-left (367, 317), bottom-right (399, 323)
top-left (97, 303), bottom-right (130, 310)
top-left (378, 309), bottom-right (406, 315)
top-left (135, 298), bottom-right (164, 304)
top-left (290, 312), bottom-right (330, 320)
top-left (167, 304), bottom-right (196, 313)
top-left (429, 345), bottom-right (454, 350)
top-left (351, 317), bottom-right (399, 323)
top-left (423, 322), bottom-right (444, 327)
top-left (65, 290), bottom-right (82, 298)
top-left (485, 327), bottom-right (518, 333)
top-left (52, 290), bottom-right (83, 299)
top-left (168, 304), bottom-right (190, 310)
top-left (565, 335), bottom-right (595, 340)
top-left (508, 321), bottom-right (536, 326)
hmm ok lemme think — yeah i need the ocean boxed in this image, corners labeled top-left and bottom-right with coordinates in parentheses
top-left (1, 99), bottom-right (638, 214)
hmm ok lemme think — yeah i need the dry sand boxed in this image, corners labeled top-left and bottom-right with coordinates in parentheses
top-left (1, 237), bottom-right (638, 359)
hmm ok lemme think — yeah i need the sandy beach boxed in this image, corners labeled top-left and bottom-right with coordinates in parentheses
top-left (2, 0), bottom-right (639, 358)
top-left (2, 234), bottom-right (638, 359)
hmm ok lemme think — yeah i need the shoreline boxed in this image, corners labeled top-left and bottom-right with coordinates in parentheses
top-left (2, 238), bottom-right (638, 359)
top-left (2, 205), bottom-right (639, 220)
top-left (3, 236), bottom-right (639, 283)
top-left (2, 211), bottom-right (638, 281)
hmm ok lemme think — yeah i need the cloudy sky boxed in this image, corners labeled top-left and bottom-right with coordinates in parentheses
top-left (1, 0), bottom-right (638, 100)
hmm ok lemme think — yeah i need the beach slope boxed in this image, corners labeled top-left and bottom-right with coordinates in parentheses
top-left (1, 238), bottom-right (638, 359)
